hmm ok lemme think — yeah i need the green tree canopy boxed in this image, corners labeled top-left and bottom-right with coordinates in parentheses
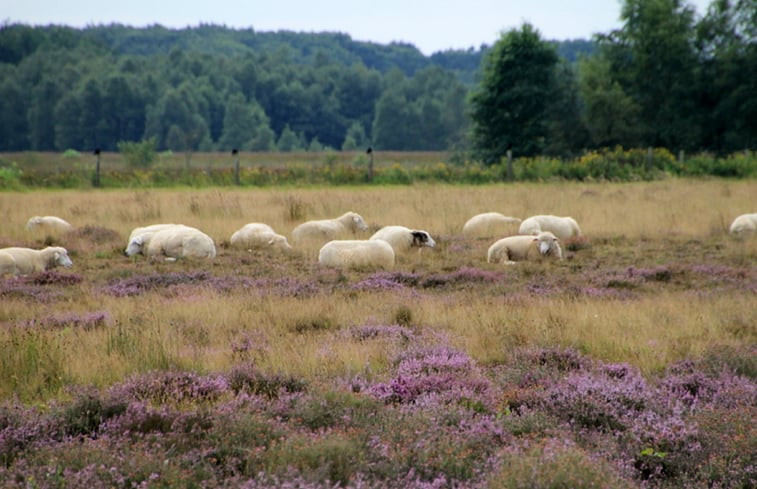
top-left (470, 23), bottom-right (559, 163)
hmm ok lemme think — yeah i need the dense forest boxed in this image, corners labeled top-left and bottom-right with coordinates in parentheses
top-left (0, 0), bottom-right (754, 157)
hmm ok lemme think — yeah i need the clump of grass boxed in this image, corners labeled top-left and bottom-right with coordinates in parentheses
top-left (393, 305), bottom-right (414, 326)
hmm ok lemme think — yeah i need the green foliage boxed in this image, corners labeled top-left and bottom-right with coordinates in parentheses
top-left (117, 138), bottom-right (157, 168)
top-left (470, 23), bottom-right (559, 163)
top-left (0, 161), bottom-right (23, 189)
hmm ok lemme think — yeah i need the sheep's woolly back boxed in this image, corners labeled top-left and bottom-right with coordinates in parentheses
top-left (146, 227), bottom-right (216, 260)
top-left (0, 251), bottom-right (17, 277)
top-left (125, 224), bottom-right (187, 256)
top-left (318, 239), bottom-right (395, 270)
top-left (0, 246), bottom-right (73, 275)
top-left (462, 212), bottom-right (522, 238)
top-left (518, 215), bottom-right (581, 240)
top-left (230, 223), bottom-right (291, 251)
top-left (292, 211), bottom-right (368, 246)
top-left (487, 231), bottom-right (562, 264)
top-left (25, 216), bottom-right (73, 234)
top-left (370, 225), bottom-right (436, 252)
top-left (729, 213), bottom-right (757, 237)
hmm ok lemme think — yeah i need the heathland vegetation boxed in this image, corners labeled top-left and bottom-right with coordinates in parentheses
top-left (0, 180), bottom-right (754, 487)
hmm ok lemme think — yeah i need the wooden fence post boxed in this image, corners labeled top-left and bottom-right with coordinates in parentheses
top-left (93, 148), bottom-right (101, 188)
top-left (506, 149), bottom-right (513, 181)
top-left (232, 148), bottom-right (240, 185)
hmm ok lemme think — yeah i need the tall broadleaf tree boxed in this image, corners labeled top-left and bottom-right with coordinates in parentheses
top-left (470, 23), bottom-right (558, 163)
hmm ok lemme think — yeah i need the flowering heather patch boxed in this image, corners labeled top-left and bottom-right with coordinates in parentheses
top-left (350, 275), bottom-right (407, 292)
top-left (29, 270), bottom-right (84, 286)
top-left (107, 370), bottom-right (229, 405)
top-left (0, 279), bottom-right (62, 302)
top-left (99, 271), bottom-right (260, 297)
top-left (420, 266), bottom-right (505, 289)
top-left (226, 363), bottom-right (308, 399)
top-left (370, 346), bottom-right (492, 408)
top-left (19, 310), bottom-right (111, 330)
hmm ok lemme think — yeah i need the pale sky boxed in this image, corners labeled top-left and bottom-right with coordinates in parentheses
top-left (3, 0), bottom-right (714, 55)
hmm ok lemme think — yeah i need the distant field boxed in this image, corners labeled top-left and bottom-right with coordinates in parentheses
top-left (0, 180), bottom-right (754, 488)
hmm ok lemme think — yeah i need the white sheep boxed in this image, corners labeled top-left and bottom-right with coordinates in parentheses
top-left (0, 251), bottom-right (18, 277)
top-left (125, 223), bottom-right (186, 256)
top-left (145, 226), bottom-right (216, 261)
top-left (369, 225), bottom-right (436, 253)
top-left (487, 231), bottom-right (563, 265)
top-left (230, 223), bottom-right (292, 252)
top-left (519, 215), bottom-right (581, 240)
top-left (25, 216), bottom-right (73, 235)
top-left (318, 239), bottom-right (395, 270)
top-left (0, 246), bottom-right (73, 275)
top-left (729, 213), bottom-right (757, 237)
top-left (462, 212), bottom-right (522, 238)
top-left (292, 211), bottom-right (369, 247)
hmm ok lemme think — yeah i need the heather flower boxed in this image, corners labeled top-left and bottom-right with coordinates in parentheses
top-left (107, 370), bottom-right (229, 404)
top-left (349, 324), bottom-right (414, 342)
top-left (20, 310), bottom-right (111, 330)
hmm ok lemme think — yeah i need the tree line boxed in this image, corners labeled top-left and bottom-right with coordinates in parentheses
top-left (0, 0), bottom-right (754, 160)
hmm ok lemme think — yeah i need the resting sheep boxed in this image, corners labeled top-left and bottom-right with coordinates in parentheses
top-left (487, 231), bottom-right (563, 265)
top-left (25, 216), bottom-right (73, 236)
top-left (462, 212), bottom-right (522, 238)
top-left (318, 239), bottom-right (395, 270)
top-left (125, 223), bottom-right (186, 256)
top-left (369, 225), bottom-right (436, 253)
top-left (519, 215), bottom-right (581, 240)
top-left (729, 213), bottom-right (757, 237)
top-left (145, 226), bottom-right (216, 260)
top-left (0, 246), bottom-right (74, 275)
top-left (292, 211), bottom-right (369, 247)
top-left (230, 223), bottom-right (292, 252)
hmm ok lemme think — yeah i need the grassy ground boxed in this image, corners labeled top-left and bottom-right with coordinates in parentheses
top-left (0, 179), bottom-right (754, 488)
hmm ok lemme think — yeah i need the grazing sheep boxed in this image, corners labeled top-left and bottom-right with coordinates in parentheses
top-left (25, 216), bottom-right (73, 235)
top-left (125, 223), bottom-right (185, 256)
top-left (0, 251), bottom-right (17, 277)
top-left (230, 223), bottom-right (292, 252)
top-left (145, 226), bottom-right (216, 260)
top-left (369, 225), bottom-right (436, 253)
top-left (729, 213), bottom-right (757, 237)
top-left (519, 215), bottom-right (581, 240)
top-left (0, 246), bottom-right (73, 275)
top-left (292, 211), bottom-right (369, 247)
top-left (318, 239), bottom-right (395, 270)
top-left (462, 212), bottom-right (522, 238)
top-left (487, 231), bottom-right (563, 265)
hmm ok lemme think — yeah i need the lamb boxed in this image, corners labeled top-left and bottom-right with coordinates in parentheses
top-left (462, 212), bottom-right (522, 238)
top-left (25, 216), bottom-right (73, 235)
top-left (518, 215), bottom-right (581, 240)
top-left (145, 226), bottom-right (216, 260)
top-left (487, 231), bottom-right (563, 265)
top-left (230, 223), bottom-right (292, 252)
top-left (729, 213), bottom-right (757, 237)
top-left (369, 225), bottom-right (436, 253)
top-left (292, 211), bottom-right (369, 247)
top-left (125, 223), bottom-right (185, 256)
top-left (318, 239), bottom-right (395, 270)
top-left (0, 246), bottom-right (74, 275)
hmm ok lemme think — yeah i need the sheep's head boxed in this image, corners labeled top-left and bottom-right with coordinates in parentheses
top-left (124, 236), bottom-right (144, 256)
top-left (535, 232), bottom-right (560, 256)
top-left (411, 230), bottom-right (436, 248)
top-left (25, 216), bottom-right (42, 230)
top-left (49, 247), bottom-right (73, 268)
top-left (345, 212), bottom-right (369, 232)
top-left (267, 233), bottom-right (293, 252)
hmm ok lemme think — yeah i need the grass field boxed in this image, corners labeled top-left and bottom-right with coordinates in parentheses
top-left (0, 179), bottom-right (755, 488)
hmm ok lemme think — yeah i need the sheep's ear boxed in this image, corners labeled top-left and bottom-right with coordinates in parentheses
top-left (54, 251), bottom-right (61, 259)
top-left (268, 238), bottom-right (275, 245)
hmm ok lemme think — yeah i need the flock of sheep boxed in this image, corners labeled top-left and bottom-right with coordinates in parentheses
top-left (1, 210), bottom-right (755, 277)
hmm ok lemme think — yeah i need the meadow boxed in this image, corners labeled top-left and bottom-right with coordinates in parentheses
top-left (0, 179), bottom-right (755, 488)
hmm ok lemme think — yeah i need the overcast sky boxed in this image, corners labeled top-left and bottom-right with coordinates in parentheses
top-left (4, 0), bottom-right (714, 55)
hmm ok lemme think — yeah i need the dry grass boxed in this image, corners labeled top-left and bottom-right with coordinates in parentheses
top-left (0, 179), bottom-right (755, 402)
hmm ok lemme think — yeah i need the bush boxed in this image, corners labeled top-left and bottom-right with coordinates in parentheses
top-left (118, 138), bottom-right (157, 168)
